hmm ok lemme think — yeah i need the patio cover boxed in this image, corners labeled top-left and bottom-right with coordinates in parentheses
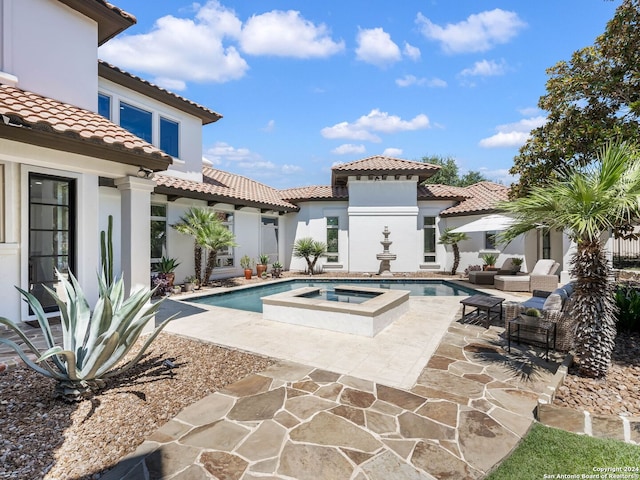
top-left (450, 214), bottom-right (515, 233)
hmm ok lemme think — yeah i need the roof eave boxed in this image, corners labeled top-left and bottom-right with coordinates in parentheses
top-left (440, 208), bottom-right (502, 218)
top-left (154, 184), bottom-right (299, 213)
top-left (98, 63), bottom-right (222, 124)
top-left (0, 123), bottom-right (171, 171)
top-left (58, 0), bottom-right (136, 46)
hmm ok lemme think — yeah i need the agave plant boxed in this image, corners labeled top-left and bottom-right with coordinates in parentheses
top-left (0, 270), bottom-right (174, 401)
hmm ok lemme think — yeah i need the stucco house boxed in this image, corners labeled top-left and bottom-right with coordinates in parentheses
top-left (0, 0), bottom-right (570, 323)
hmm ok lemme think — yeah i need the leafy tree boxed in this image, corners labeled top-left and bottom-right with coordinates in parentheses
top-left (421, 155), bottom-right (487, 187)
top-left (510, 0), bottom-right (640, 197)
top-left (438, 228), bottom-right (469, 275)
top-left (499, 141), bottom-right (640, 378)
top-left (292, 237), bottom-right (327, 275)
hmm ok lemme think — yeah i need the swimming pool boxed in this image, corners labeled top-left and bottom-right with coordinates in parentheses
top-left (187, 279), bottom-right (479, 313)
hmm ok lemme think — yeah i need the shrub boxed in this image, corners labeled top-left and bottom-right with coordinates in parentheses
top-left (0, 270), bottom-right (175, 401)
top-left (464, 265), bottom-right (482, 276)
top-left (615, 282), bottom-right (640, 333)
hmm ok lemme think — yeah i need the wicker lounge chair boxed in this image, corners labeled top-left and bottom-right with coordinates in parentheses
top-left (503, 283), bottom-right (576, 351)
top-left (494, 259), bottom-right (559, 292)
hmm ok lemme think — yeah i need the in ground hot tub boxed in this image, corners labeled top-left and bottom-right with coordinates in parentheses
top-left (261, 285), bottom-right (410, 337)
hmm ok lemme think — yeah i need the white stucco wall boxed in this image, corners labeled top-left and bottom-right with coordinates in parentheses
top-left (98, 79), bottom-right (204, 182)
top-left (2, 0), bottom-right (98, 110)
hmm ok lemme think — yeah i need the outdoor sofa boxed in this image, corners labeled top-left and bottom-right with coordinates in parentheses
top-left (504, 282), bottom-right (576, 352)
top-left (468, 258), bottom-right (520, 285)
top-left (494, 259), bottom-right (560, 292)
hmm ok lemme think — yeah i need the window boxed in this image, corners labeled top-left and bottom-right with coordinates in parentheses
top-left (160, 117), bottom-right (179, 158)
top-left (215, 212), bottom-right (235, 267)
top-left (485, 231), bottom-right (498, 250)
top-left (150, 204), bottom-right (167, 266)
top-left (29, 174), bottom-right (75, 313)
top-left (98, 93), bottom-right (111, 120)
top-left (542, 229), bottom-right (551, 259)
top-left (423, 216), bottom-right (436, 262)
top-left (326, 217), bottom-right (339, 262)
top-left (120, 102), bottom-right (152, 143)
top-left (260, 217), bottom-right (278, 264)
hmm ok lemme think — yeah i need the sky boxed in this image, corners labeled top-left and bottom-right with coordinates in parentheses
top-left (99, 1), bottom-right (620, 190)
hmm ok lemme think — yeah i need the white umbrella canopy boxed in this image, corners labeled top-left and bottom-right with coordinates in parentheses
top-left (450, 214), bottom-right (515, 233)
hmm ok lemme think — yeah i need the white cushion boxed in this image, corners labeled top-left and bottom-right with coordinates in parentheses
top-left (530, 259), bottom-right (557, 275)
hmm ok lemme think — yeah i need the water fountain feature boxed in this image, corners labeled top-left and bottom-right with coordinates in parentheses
top-left (376, 226), bottom-right (397, 276)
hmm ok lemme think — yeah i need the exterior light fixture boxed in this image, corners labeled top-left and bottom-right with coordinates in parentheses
top-left (137, 167), bottom-right (152, 179)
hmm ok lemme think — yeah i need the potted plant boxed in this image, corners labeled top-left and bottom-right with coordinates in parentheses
top-left (256, 253), bottom-right (270, 278)
top-left (521, 307), bottom-right (542, 323)
top-left (240, 255), bottom-right (253, 280)
top-left (272, 261), bottom-right (283, 279)
top-left (481, 253), bottom-right (498, 271)
top-left (510, 257), bottom-right (524, 273)
top-left (183, 275), bottom-right (198, 293)
top-left (153, 256), bottom-right (180, 287)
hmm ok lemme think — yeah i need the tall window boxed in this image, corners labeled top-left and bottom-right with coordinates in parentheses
top-left (542, 229), bottom-right (551, 259)
top-left (150, 204), bottom-right (167, 267)
top-left (485, 231), bottom-right (498, 250)
top-left (215, 211), bottom-right (235, 267)
top-left (423, 216), bottom-right (436, 262)
top-left (120, 102), bottom-right (152, 143)
top-left (326, 217), bottom-right (339, 262)
top-left (29, 174), bottom-right (75, 313)
top-left (98, 93), bottom-right (111, 120)
top-left (261, 217), bottom-right (278, 264)
top-left (160, 117), bottom-right (179, 158)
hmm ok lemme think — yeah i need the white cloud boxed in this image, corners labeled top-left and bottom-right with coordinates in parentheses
top-left (383, 147), bottom-right (403, 156)
top-left (332, 144), bottom-right (367, 155)
top-left (355, 28), bottom-right (402, 68)
top-left (403, 43), bottom-right (421, 61)
top-left (281, 164), bottom-right (303, 174)
top-left (479, 115), bottom-right (546, 148)
top-left (321, 109), bottom-right (430, 142)
top-left (396, 75), bottom-right (447, 88)
top-left (99, 1), bottom-right (248, 85)
top-left (416, 9), bottom-right (526, 54)
top-left (261, 119), bottom-right (275, 132)
top-left (240, 10), bottom-right (344, 58)
top-left (204, 141), bottom-right (263, 164)
top-left (460, 59), bottom-right (507, 77)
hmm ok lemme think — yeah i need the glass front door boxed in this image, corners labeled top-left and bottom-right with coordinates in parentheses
top-left (29, 174), bottom-right (75, 313)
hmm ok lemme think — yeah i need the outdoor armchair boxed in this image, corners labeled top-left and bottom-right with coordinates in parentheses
top-left (494, 259), bottom-right (559, 292)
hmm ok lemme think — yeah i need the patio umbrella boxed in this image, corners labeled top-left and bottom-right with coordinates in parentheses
top-left (450, 214), bottom-right (515, 233)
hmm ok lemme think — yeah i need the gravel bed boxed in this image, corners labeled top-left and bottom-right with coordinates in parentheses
top-left (553, 331), bottom-right (640, 416)
top-left (0, 333), bottom-right (274, 480)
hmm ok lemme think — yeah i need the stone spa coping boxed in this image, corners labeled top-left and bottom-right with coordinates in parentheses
top-left (261, 285), bottom-right (410, 337)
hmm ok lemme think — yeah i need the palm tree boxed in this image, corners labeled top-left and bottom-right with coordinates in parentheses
top-left (293, 237), bottom-right (327, 274)
top-left (498, 141), bottom-right (640, 378)
top-left (438, 228), bottom-right (469, 275)
top-left (200, 221), bottom-right (237, 283)
top-left (172, 208), bottom-right (237, 285)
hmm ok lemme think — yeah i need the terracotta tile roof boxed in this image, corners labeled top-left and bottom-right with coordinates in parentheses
top-left (154, 167), bottom-right (298, 211)
top-left (418, 184), bottom-right (470, 200)
top-left (98, 61), bottom-right (222, 124)
top-left (440, 181), bottom-right (509, 216)
top-left (279, 185), bottom-right (349, 202)
top-left (0, 84), bottom-right (172, 170)
top-left (331, 156), bottom-right (440, 185)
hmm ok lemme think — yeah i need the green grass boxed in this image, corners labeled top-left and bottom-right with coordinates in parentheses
top-left (487, 423), bottom-right (640, 480)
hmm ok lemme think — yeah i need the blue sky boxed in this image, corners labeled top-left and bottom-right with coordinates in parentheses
top-left (99, 1), bottom-right (619, 189)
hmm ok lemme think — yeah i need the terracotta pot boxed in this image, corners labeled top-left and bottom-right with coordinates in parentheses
top-left (244, 269), bottom-right (253, 280)
top-left (165, 272), bottom-right (175, 287)
top-left (256, 264), bottom-right (267, 277)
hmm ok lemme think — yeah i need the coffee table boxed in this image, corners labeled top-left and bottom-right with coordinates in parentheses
top-left (460, 294), bottom-right (505, 328)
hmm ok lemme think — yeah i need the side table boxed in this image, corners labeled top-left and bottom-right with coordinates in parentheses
top-left (507, 316), bottom-right (557, 361)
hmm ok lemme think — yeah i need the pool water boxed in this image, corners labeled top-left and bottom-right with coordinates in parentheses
top-left (297, 288), bottom-right (380, 304)
top-left (187, 279), bottom-right (478, 313)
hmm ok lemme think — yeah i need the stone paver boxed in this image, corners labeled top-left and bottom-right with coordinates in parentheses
top-left (99, 314), bottom-right (563, 480)
top-left (1, 285), bottom-right (567, 479)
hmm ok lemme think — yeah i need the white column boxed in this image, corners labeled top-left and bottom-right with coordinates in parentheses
top-left (114, 176), bottom-right (155, 298)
